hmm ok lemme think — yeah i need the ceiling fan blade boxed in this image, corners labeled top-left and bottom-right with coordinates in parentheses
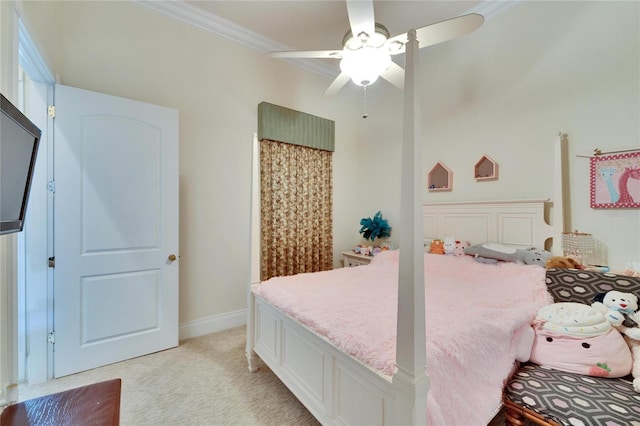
top-left (268, 50), bottom-right (344, 59)
top-left (415, 13), bottom-right (484, 48)
top-left (379, 61), bottom-right (404, 90)
top-left (346, 0), bottom-right (375, 40)
top-left (323, 72), bottom-right (351, 97)
top-left (387, 13), bottom-right (484, 53)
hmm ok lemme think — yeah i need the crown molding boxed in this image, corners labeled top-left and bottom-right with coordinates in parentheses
top-left (18, 19), bottom-right (55, 84)
top-left (131, 0), bottom-right (338, 79)
top-left (132, 0), bottom-right (519, 81)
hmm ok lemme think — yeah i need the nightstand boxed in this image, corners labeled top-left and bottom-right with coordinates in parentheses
top-left (342, 251), bottom-right (373, 267)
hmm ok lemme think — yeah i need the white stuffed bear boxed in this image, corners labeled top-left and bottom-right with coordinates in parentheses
top-left (592, 291), bottom-right (639, 330)
top-left (443, 237), bottom-right (456, 255)
top-left (593, 290), bottom-right (640, 392)
top-left (626, 322), bottom-right (640, 392)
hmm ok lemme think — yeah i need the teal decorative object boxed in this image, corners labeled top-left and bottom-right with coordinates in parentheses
top-left (359, 211), bottom-right (391, 241)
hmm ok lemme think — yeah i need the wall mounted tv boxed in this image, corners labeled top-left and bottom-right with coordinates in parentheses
top-left (1, 93), bottom-right (41, 235)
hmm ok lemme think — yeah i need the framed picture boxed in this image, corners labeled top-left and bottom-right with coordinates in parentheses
top-left (590, 151), bottom-right (640, 208)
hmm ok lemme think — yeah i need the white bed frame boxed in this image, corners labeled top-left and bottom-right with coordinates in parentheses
top-left (246, 29), bottom-right (566, 425)
top-left (423, 199), bottom-right (557, 251)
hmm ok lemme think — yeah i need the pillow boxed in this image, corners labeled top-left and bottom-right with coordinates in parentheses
top-left (464, 243), bottom-right (552, 266)
top-left (530, 302), bottom-right (632, 377)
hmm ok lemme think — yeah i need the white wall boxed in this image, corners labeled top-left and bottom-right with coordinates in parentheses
top-left (20, 0), bottom-right (363, 327)
top-left (358, 1), bottom-right (640, 270)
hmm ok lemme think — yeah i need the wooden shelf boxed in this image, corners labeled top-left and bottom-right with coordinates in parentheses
top-left (475, 155), bottom-right (498, 181)
top-left (428, 162), bottom-right (452, 192)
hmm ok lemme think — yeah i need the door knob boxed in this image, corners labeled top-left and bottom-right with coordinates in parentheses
top-left (168, 254), bottom-right (177, 262)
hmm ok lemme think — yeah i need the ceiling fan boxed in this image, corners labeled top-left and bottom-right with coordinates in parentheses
top-left (268, 0), bottom-right (484, 97)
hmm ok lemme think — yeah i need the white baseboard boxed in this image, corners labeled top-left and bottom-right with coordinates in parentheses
top-left (178, 309), bottom-right (247, 341)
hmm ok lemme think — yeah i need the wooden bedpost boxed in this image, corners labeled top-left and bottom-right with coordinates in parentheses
top-left (392, 28), bottom-right (429, 425)
top-left (246, 133), bottom-right (260, 372)
top-left (551, 132), bottom-right (566, 255)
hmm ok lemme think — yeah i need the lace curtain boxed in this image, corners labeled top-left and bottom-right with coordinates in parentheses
top-left (260, 139), bottom-right (333, 280)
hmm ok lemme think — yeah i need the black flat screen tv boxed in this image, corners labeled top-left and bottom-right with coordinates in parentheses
top-left (1, 93), bottom-right (41, 235)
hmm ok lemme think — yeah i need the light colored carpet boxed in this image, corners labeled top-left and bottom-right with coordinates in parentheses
top-left (16, 326), bottom-right (320, 426)
top-left (16, 325), bottom-right (523, 425)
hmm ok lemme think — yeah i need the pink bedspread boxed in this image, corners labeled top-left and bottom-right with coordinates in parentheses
top-left (252, 250), bottom-right (552, 425)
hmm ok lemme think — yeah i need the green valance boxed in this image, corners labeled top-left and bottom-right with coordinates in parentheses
top-left (258, 102), bottom-right (335, 152)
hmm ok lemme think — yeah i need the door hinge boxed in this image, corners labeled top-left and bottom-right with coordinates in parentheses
top-left (47, 181), bottom-right (55, 193)
top-left (48, 105), bottom-right (55, 118)
top-left (48, 331), bottom-right (55, 344)
top-left (48, 257), bottom-right (55, 268)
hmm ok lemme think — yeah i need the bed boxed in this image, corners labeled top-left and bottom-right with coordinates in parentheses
top-left (252, 248), bottom-right (555, 424)
top-left (246, 30), bottom-right (567, 425)
top-left (245, 199), bottom-right (561, 425)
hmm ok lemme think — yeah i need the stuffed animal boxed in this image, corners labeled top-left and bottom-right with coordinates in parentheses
top-left (430, 239), bottom-right (445, 255)
top-left (592, 291), bottom-right (638, 328)
top-left (453, 240), bottom-right (470, 257)
top-left (592, 290), bottom-right (640, 391)
top-left (546, 256), bottom-right (583, 269)
top-left (354, 245), bottom-right (372, 256)
top-left (530, 302), bottom-right (633, 378)
top-left (464, 243), bottom-right (552, 266)
top-left (620, 309), bottom-right (640, 392)
top-left (521, 248), bottom-right (554, 267)
top-left (443, 237), bottom-right (456, 255)
top-left (626, 322), bottom-right (640, 392)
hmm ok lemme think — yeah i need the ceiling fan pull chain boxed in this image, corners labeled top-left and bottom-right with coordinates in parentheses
top-left (362, 84), bottom-right (368, 119)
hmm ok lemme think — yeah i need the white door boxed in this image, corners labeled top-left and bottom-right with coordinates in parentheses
top-left (53, 84), bottom-right (179, 377)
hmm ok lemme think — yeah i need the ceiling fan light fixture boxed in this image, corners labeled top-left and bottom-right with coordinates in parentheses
top-left (270, 6), bottom-right (484, 97)
top-left (367, 29), bottom-right (387, 48)
top-left (340, 47), bottom-right (391, 86)
top-left (342, 22), bottom-right (390, 51)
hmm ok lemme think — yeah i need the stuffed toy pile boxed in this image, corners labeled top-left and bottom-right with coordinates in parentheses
top-left (428, 238), bottom-right (469, 257)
